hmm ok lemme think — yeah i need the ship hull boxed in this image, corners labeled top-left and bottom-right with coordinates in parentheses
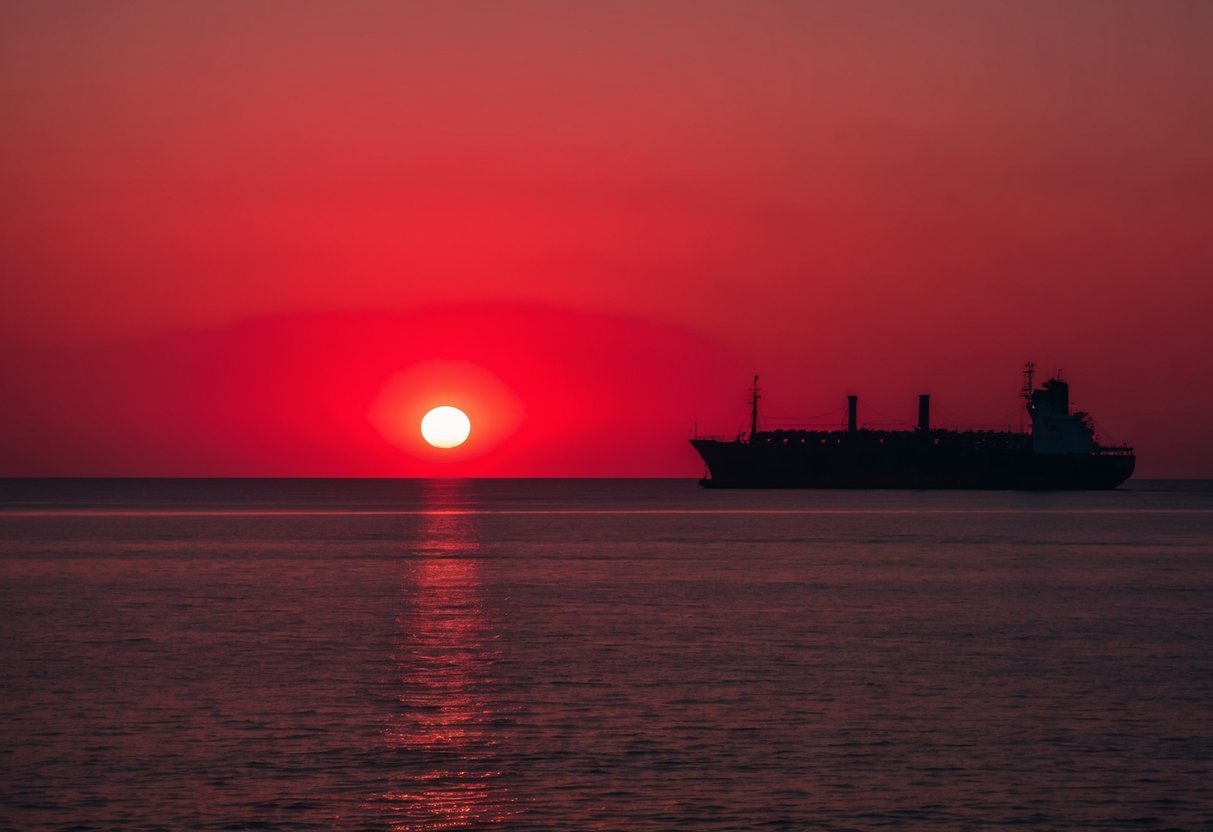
top-left (691, 435), bottom-right (1135, 490)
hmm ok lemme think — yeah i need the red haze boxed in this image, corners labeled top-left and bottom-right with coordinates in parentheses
top-left (0, 306), bottom-right (748, 477)
top-left (1, 3), bottom-right (1211, 475)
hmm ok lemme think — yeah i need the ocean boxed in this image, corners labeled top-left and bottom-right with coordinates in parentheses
top-left (1, 478), bottom-right (1210, 831)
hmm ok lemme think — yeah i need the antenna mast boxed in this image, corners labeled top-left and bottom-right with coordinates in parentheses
top-left (1020, 361), bottom-right (1036, 400)
top-left (749, 375), bottom-right (761, 439)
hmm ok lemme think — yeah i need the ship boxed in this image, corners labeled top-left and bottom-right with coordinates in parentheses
top-left (691, 363), bottom-right (1135, 489)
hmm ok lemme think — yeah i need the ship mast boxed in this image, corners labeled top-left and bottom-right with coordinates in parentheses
top-left (749, 375), bottom-right (761, 439)
top-left (1019, 361), bottom-right (1036, 432)
top-left (1020, 361), bottom-right (1036, 400)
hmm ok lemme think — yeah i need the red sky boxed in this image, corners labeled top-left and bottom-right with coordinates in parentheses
top-left (2, 1), bottom-right (1211, 476)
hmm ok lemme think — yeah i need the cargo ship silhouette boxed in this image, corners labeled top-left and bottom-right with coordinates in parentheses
top-left (691, 363), bottom-right (1135, 489)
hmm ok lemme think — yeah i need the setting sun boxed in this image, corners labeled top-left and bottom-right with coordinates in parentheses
top-left (420, 406), bottom-right (471, 449)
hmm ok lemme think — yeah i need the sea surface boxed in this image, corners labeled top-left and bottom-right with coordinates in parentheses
top-left (1, 478), bottom-right (1211, 831)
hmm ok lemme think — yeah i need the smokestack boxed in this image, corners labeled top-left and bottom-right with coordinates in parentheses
top-left (847, 395), bottom-right (858, 433)
top-left (918, 394), bottom-right (930, 433)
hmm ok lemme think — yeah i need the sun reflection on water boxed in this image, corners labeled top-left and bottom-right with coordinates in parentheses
top-left (380, 481), bottom-right (514, 830)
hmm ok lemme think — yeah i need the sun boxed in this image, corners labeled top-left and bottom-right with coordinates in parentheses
top-left (420, 406), bottom-right (471, 448)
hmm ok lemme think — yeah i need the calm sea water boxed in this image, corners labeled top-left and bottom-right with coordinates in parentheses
top-left (1, 479), bottom-right (1210, 831)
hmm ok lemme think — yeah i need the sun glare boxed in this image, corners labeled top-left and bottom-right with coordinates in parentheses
top-left (420, 406), bottom-right (471, 448)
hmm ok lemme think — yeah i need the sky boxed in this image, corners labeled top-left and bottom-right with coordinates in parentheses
top-left (2, 1), bottom-right (1211, 476)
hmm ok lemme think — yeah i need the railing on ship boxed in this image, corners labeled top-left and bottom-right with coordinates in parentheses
top-left (693, 423), bottom-right (1031, 442)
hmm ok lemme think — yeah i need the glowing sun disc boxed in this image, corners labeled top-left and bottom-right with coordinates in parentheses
top-left (420, 406), bottom-right (471, 448)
